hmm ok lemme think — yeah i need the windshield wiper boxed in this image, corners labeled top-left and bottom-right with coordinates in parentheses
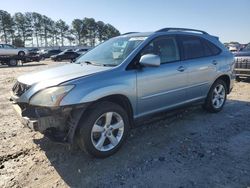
top-left (102, 64), bottom-right (117, 67)
top-left (81, 61), bottom-right (102, 66)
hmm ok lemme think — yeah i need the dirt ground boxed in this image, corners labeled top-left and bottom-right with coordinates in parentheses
top-left (0, 61), bottom-right (250, 188)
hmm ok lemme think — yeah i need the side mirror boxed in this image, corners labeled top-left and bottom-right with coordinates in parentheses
top-left (139, 54), bottom-right (160, 67)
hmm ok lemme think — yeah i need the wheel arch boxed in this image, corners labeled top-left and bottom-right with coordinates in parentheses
top-left (70, 94), bottom-right (134, 146)
top-left (215, 74), bottom-right (231, 94)
top-left (18, 51), bottom-right (25, 55)
top-left (92, 94), bottom-right (135, 127)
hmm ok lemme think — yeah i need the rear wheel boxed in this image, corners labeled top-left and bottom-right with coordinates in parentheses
top-left (18, 51), bottom-right (25, 57)
top-left (203, 79), bottom-right (227, 113)
top-left (77, 101), bottom-right (130, 158)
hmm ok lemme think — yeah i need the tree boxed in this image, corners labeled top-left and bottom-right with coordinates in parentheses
top-left (31, 12), bottom-right (42, 47)
top-left (96, 21), bottom-right (106, 43)
top-left (0, 10), bottom-right (13, 43)
top-left (56, 19), bottom-right (69, 46)
top-left (0, 9), bottom-right (121, 47)
top-left (12, 37), bottom-right (24, 47)
top-left (103, 24), bottom-right (120, 40)
top-left (83, 17), bottom-right (98, 46)
top-left (13, 12), bottom-right (33, 46)
top-left (71, 19), bottom-right (85, 45)
top-left (40, 15), bottom-right (54, 47)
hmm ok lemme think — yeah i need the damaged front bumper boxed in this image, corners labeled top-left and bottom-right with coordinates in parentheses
top-left (11, 99), bottom-right (88, 144)
top-left (12, 103), bottom-right (39, 131)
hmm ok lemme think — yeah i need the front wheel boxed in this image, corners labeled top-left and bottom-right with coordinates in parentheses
top-left (8, 59), bottom-right (18, 67)
top-left (203, 79), bottom-right (227, 113)
top-left (77, 101), bottom-right (130, 158)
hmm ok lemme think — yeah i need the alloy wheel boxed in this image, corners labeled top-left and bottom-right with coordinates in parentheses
top-left (212, 84), bottom-right (226, 109)
top-left (91, 112), bottom-right (124, 152)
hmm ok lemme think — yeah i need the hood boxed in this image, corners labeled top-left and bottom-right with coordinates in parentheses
top-left (234, 51), bottom-right (250, 57)
top-left (18, 63), bottom-right (112, 86)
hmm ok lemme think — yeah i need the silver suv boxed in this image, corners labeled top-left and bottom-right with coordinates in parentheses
top-left (11, 28), bottom-right (235, 158)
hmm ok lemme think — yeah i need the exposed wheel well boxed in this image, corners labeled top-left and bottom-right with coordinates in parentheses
top-left (94, 95), bottom-right (135, 127)
top-left (216, 75), bottom-right (230, 94)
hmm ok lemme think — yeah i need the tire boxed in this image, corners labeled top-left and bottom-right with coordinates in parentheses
top-left (77, 101), bottom-right (130, 158)
top-left (203, 79), bottom-right (227, 113)
top-left (8, 59), bottom-right (18, 67)
top-left (18, 51), bottom-right (25, 57)
top-left (235, 76), bottom-right (241, 82)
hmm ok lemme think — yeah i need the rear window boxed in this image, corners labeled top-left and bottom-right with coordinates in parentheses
top-left (180, 36), bottom-right (221, 60)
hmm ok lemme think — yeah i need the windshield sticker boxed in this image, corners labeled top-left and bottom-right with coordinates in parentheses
top-left (129, 37), bottom-right (148, 41)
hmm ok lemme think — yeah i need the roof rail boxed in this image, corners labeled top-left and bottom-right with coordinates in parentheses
top-left (156, 28), bottom-right (208, 35)
top-left (121, 32), bottom-right (139, 35)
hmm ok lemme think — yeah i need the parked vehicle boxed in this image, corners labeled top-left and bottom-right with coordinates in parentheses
top-left (28, 48), bottom-right (40, 55)
top-left (39, 49), bottom-right (62, 59)
top-left (10, 28), bottom-right (235, 158)
top-left (74, 48), bottom-right (90, 54)
top-left (229, 46), bottom-right (238, 53)
top-left (0, 44), bottom-right (28, 56)
top-left (234, 44), bottom-right (250, 81)
top-left (51, 51), bottom-right (80, 61)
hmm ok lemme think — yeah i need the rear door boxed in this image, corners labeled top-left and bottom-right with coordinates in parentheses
top-left (136, 36), bottom-right (188, 116)
top-left (178, 35), bottom-right (222, 100)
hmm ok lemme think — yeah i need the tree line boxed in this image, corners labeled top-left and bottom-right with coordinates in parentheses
top-left (0, 10), bottom-right (120, 47)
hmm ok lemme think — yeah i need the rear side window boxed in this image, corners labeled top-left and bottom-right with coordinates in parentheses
top-left (180, 36), bottom-right (221, 60)
top-left (180, 36), bottom-right (204, 60)
top-left (202, 39), bottom-right (221, 56)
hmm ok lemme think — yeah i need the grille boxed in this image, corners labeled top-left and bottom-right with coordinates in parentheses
top-left (12, 81), bottom-right (31, 97)
top-left (234, 58), bottom-right (250, 69)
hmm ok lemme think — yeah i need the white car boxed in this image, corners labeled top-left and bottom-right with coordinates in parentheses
top-left (0, 44), bottom-right (28, 57)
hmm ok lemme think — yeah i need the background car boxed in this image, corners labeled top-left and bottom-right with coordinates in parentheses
top-left (74, 48), bottom-right (90, 54)
top-left (0, 44), bottom-right (28, 56)
top-left (51, 51), bottom-right (80, 61)
top-left (234, 44), bottom-right (250, 81)
top-left (39, 49), bottom-right (62, 59)
top-left (28, 48), bottom-right (40, 56)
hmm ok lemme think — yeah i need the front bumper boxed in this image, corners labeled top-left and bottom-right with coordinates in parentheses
top-left (13, 103), bottom-right (39, 131)
top-left (11, 99), bottom-right (88, 143)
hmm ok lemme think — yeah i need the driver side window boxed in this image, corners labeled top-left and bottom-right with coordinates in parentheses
top-left (141, 37), bottom-right (180, 64)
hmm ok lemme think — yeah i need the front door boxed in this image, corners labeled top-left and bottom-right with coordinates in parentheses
top-left (136, 36), bottom-right (188, 117)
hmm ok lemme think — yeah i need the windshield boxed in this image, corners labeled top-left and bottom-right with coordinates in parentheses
top-left (75, 36), bottom-right (147, 66)
top-left (242, 44), bottom-right (250, 51)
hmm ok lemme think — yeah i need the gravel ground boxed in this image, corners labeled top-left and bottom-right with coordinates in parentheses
top-left (0, 61), bottom-right (250, 188)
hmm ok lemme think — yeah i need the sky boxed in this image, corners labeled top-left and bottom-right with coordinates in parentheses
top-left (1, 0), bottom-right (250, 43)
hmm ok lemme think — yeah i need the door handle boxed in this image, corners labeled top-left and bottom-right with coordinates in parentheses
top-left (212, 60), bottom-right (218, 65)
top-left (177, 66), bottom-right (185, 72)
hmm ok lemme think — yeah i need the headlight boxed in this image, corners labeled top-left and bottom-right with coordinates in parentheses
top-left (29, 85), bottom-right (74, 107)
